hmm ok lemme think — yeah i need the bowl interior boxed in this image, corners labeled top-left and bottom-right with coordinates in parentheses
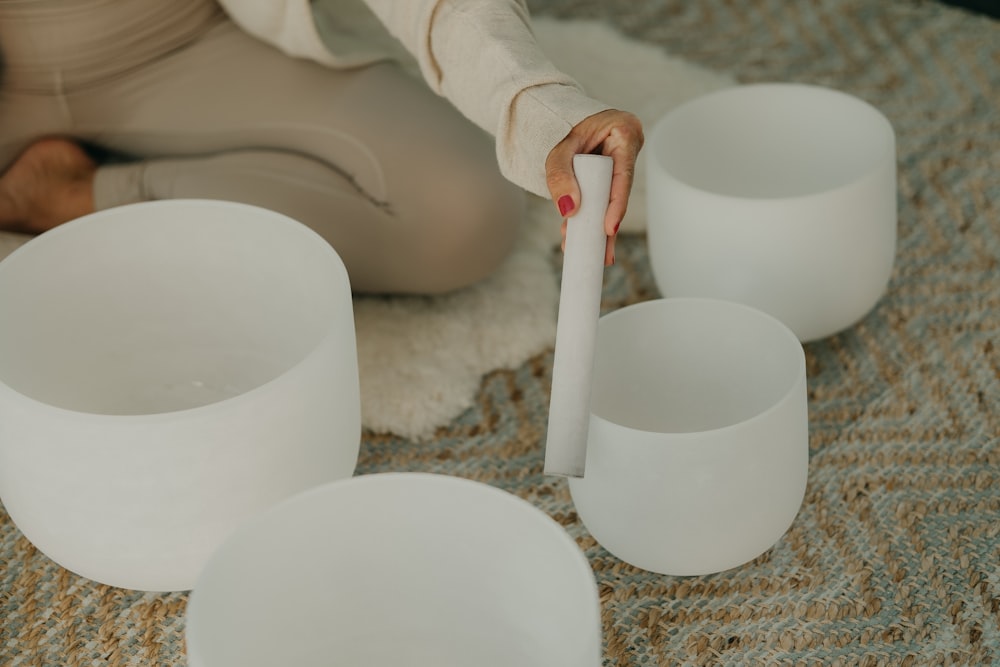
top-left (0, 200), bottom-right (349, 415)
top-left (650, 83), bottom-right (893, 199)
top-left (186, 474), bottom-right (600, 667)
top-left (590, 298), bottom-right (804, 434)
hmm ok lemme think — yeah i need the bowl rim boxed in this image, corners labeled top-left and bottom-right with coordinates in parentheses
top-left (588, 297), bottom-right (807, 439)
top-left (647, 82), bottom-right (897, 203)
top-left (185, 472), bottom-right (603, 661)
top-left (0, 198), bottom-right (354, 423)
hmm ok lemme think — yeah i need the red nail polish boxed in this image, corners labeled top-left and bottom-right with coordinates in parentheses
top-left (558, 195), bottom-right (574, 217)
top-left (613, 221), bottom-right (622, 234)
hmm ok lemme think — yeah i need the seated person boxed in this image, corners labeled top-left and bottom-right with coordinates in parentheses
top-left (0, 0), bottom-right (643, 294)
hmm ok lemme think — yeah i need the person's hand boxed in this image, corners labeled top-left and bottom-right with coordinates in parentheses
top-left (545, 109), bottom-right (644, 265)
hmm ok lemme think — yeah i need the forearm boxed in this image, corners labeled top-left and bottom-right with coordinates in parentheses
top-left (364, 0), bottom-right (609, 196)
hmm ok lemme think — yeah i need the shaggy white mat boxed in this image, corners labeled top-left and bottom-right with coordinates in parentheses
top-left (0, 19), bottom-right (734, 439)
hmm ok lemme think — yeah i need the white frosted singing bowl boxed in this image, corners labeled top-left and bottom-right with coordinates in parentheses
top-left (568, 298), bottom-right (808, 576)
top-left (186, 473), bottom-right (602, 667)
top-left (0, 200), bottom-right (360, 591)
top-left (647, 83), bottom-right (897, 342)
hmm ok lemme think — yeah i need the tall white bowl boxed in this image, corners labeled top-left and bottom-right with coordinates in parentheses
top-left (186, 473), bottom-right (602, 667)
top-left (0, 200), bottom-right (360, 591)
top-left (568, 298), bottom-right (809, 576)
top-left (646, 83), bottom-right (897, 342)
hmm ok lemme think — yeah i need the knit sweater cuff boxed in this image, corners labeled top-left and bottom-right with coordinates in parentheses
top-left (501, 83), bottom-right (612, 198)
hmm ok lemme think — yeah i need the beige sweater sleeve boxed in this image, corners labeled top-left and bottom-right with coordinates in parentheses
top-left (217, 0), bottom-right (611, 198)
top-left (363, 0), bottom-right (610, 197)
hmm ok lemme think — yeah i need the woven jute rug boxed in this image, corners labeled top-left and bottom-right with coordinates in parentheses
top-left (2, 1), bottom-right (999, 665)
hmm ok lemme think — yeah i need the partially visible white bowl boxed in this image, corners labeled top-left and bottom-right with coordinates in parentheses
top-left (0, 200), bottom-right (360, 591)
top-left (646, 83), bottom-right (897, 341)
top-left (186, 473), bottom-right (602, 667)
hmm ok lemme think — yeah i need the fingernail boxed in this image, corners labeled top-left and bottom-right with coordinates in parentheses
top-left (613, 221), bottom-right (622, 234)
top-left (558, 195), bottom-right (574, 217)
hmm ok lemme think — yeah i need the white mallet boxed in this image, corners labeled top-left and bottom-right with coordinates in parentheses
top-left (544, 154), bottom-right (614, 477)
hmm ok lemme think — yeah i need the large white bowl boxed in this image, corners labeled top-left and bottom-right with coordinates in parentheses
top-left (186, 473), bottom-right (602, 667)
top-left (569, 298), bottom-right (809, 576)
top-left (646, 83), bottom-right (897, 342)
top-left (0, 200), bottom-right (360, 591)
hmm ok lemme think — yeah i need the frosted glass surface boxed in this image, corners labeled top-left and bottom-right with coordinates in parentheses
top-left (0, 200), bottom-right (361, 591)
top-left (570, 299), bottom-right (809, 576)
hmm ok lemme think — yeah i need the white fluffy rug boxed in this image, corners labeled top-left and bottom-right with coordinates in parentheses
top-left (0, 19), bottom-right (734, 439)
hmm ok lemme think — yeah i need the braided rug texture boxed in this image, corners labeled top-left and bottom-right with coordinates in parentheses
top-left (2, 1), bottom-right (999, 665)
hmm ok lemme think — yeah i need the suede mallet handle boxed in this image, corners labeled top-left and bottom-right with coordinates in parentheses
top-left (544, 154), bottom-right (614, 478)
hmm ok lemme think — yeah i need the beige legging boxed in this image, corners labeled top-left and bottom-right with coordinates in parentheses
top-left (0, 0), bottom-right (524, 294)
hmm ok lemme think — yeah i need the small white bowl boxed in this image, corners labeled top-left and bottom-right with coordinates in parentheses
top-left (646, 83), bottom-right (897, 341)
top-left (568, 298), bottom-right (808, 576)
top-left (185, 473), bottom-right (602, 667)
top-left (0, 200), bottom-right (360, 591)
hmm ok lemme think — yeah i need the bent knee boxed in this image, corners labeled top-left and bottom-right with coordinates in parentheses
top-left (405, 176), bottom-right (525, 294)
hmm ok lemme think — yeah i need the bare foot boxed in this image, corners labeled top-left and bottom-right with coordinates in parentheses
top-left (0, 138), bottom-right (97, 234)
